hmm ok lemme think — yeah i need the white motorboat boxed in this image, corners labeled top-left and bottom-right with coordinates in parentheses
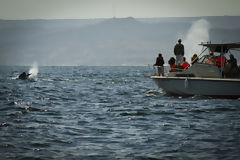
top-left (151, 42), bottom-right (240, 97)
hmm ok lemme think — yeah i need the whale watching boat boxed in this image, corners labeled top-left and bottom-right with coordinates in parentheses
top-left (151, 42), bottom-right (240, 97)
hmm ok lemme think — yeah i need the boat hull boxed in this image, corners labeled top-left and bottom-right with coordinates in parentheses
top-left (151, 76), bottom-right (240, 97)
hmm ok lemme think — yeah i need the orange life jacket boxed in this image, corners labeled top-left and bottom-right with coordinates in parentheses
top-left (182, 61), bottom-right (189, 70)
top-left (215, 56), bottom-right (226, 67)
top-left (170, 64), bottom-right (176, 72)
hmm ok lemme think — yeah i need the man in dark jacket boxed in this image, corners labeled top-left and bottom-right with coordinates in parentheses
top-left (154, 53), bottom-right (165, 76)
top-left (174, 39), bottom-right (184, 65)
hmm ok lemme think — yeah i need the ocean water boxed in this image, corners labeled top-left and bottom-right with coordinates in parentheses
top-left (0, 66), bottom-right (240, 160)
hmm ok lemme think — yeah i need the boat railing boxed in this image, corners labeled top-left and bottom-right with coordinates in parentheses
top-left (169, 64), bottom-right (190, 72)
top-left (145, 64), bottom-right (158, 77)
top-left (152, 65), bottom-right (191, 76)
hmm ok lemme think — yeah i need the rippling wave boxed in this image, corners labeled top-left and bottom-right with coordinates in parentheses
top-left (0, 66), bottom-right (240, 160)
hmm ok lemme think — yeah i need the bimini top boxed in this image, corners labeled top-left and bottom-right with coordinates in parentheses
top-left (199, 42), bottom-right (240, 53)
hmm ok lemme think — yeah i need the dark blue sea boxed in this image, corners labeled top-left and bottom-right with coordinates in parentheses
top-left (0, 66), bottom-right (240, 160)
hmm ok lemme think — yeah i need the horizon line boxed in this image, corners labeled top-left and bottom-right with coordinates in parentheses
top-left (0, 15), bottom-right (239, 21)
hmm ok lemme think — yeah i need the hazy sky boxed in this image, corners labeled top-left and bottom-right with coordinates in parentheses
top-left (0, 0), bottom-right (240, 19)
top-left (1, 0), bottom-right (240, 66)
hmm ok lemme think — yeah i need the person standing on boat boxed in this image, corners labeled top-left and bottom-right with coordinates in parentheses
top-left (154, 53), bottom-right (165, 76)
top-left (227, 54), bottom-right (237, 69)
top-left (174, 39), bottom-right (184, 65)
top-left (224, 54), bottom-right (239, 77)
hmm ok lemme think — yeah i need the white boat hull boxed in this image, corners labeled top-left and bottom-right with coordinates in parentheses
top-left (151, 76), bottom-right (240, 97)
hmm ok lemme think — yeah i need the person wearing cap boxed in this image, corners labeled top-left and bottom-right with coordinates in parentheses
top-left (154, 53), bottom-right (165, 76)
top-left (174, 39), bottom-right (184, 65)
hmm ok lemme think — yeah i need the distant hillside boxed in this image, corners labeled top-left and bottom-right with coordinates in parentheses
top-left (0, 16), bottom-right (240, 66)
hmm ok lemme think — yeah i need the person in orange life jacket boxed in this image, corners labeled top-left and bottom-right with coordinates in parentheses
top-left (182, 57), bottom-right (189, 70)
top-left (154, 53), bottom-right (165, 76)
top-left (215, 54), bottom-right (226, 67)
top-left (168, 57), bottom-right (176, 72)
top-left (205, 53), bottom-right (216, 64)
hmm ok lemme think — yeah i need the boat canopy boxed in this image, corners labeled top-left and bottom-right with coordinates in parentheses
top-left (199, 42), bottom-right (240, 53)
